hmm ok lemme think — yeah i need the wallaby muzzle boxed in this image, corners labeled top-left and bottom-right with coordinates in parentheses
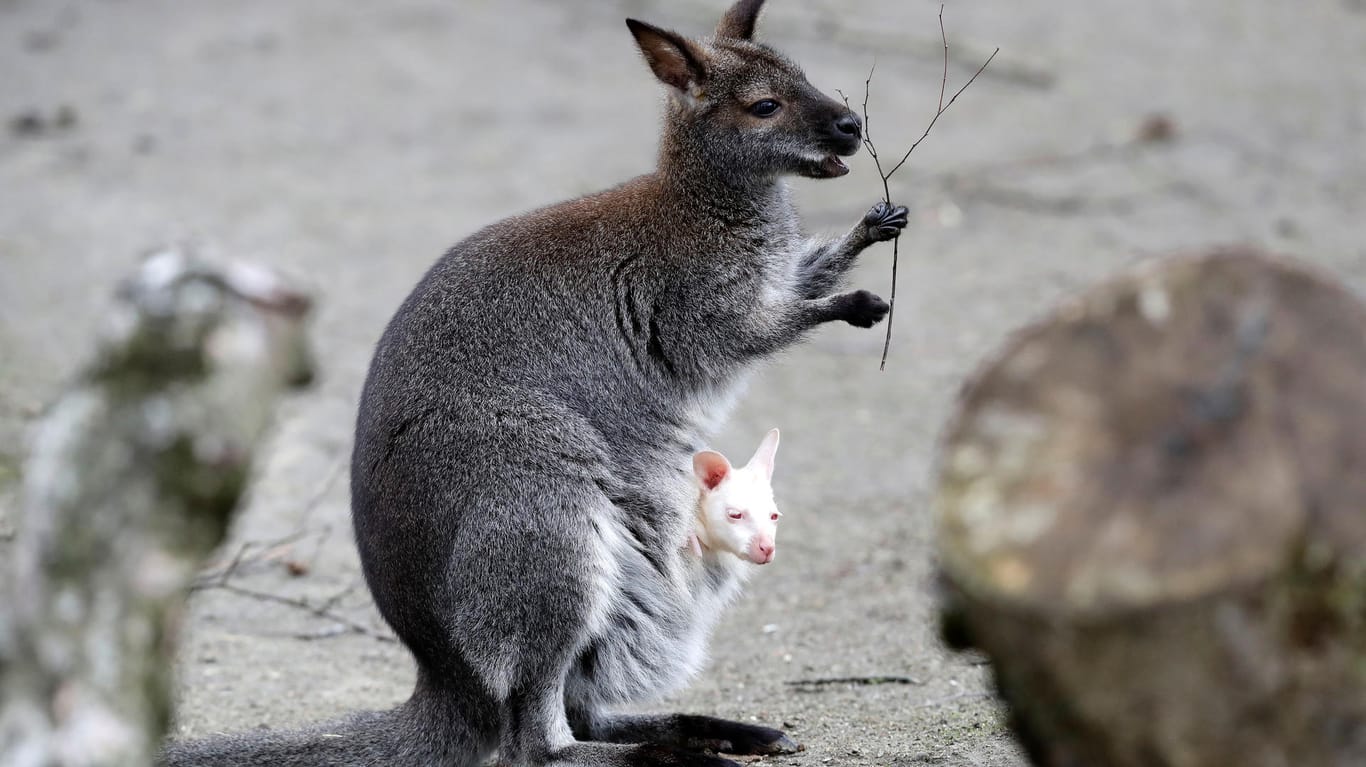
top-left (800, 96), bottom-right (863, 178)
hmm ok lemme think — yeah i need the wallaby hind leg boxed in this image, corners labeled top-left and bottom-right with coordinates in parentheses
top-left (499, 682), bottom-right (744, 767)
top-left (546, 744), bottom-right (744, 767)
top-left (569, 709), bottom-right (801, 758)
top-left (459, 480), bottom-right (738, 767)
top-left (403, 667), bottom-right (501, 766)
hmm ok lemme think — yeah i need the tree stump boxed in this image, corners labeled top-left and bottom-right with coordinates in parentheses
top-left (934, 247), bottom-right (1366, 767)
top-left (0, 248), bottom-right (314, 767)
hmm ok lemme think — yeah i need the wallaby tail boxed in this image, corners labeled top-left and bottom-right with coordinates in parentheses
top-left (160, 708), bottom-right (410, 767)
top-left (160, 678), bottom-right (495, 767)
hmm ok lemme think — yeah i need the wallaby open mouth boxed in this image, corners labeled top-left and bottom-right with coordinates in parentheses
top-left (820, 154), bottom-right (851, 177)
top-left (804, 133), bottom-right (861, 178)
top-left (800, 152), bottom-right (852, 179)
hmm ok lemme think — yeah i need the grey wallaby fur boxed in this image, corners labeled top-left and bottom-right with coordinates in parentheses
top-left (161, 1), bottom-right (906, 765)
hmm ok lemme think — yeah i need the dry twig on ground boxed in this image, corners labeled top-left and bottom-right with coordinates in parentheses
top-left (206, 581), bottom-right (396, 644)
top-left (786, 675), bottom-right (925, 691)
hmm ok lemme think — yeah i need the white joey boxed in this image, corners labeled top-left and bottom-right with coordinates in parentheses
top-left (687, 428), bottom-right (783, 565)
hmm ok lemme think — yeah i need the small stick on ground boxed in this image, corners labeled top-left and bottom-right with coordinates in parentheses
top-left (840, 5), bottom-right (997, 370)
top-left (207, 581), bottom-right (397, 644)
top-left (193, 462), bottom-right (343, 586)
top-left (786, 675), bottom-right (926, 689)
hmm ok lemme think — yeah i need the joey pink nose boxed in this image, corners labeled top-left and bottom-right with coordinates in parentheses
top-left (753, 540), bottom-right (775, 564)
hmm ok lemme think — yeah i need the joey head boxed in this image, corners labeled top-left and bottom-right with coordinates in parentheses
top-left (688, 429), bottom-right (783, 566)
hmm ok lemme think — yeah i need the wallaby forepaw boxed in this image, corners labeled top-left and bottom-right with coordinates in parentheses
top-left (838, 289), bottom-right (890, 328)
top-left (863, 201), bottom-right (910, 243)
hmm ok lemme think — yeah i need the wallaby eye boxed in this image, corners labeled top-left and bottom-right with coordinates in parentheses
top-left (770, 513), bottom-right (779, 521)
top-left (727, 509), bottom-right (744, 521)
top-left (748, 99), bottom-right (781, 118)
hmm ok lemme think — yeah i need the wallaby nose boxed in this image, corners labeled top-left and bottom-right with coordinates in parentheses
top-left (834, 112), bottom-right (862, 139)
top-left (753, 540), bottom-right (775, 564)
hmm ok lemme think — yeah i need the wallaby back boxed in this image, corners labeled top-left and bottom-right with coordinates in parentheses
top-left (164, 2), bottom-right (904, 765)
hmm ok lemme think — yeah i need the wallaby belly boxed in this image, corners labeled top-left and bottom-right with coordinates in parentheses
top-left (566, 539), bottom-right (748, 709)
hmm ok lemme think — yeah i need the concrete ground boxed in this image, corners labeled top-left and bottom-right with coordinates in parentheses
top-left (3, 0), bottom-right (1364, 764)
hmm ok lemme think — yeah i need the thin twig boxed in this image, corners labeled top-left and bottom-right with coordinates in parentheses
top-left (938, 10), bottom-right (949, 113)
top-left (196, 529), bottom-right (307, 587)
top-left (186, 463), bottom-right (372, 643)
top-left (193, 460), bottom-right (343, 587)
top-left (786, 675), bottom-right (926, 688)
top-left (861, 62), bottom-right (891, 202)
top-left (208, 582), bottom-right (396, 644)
top-left (884, 46), bottom-right (999, 182)
top-left (193, 525), bottom-right (333, 588)
top-left (842, 5), bottom-right (997, 370)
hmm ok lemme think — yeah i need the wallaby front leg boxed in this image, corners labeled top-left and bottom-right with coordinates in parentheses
top-left (805, 289), bottom-right (892, 329)
top-left (796, 201), bottom-right (909, 298)
top-left (829, 288), bottom-right (893, 328)
top-left (735, 290), bottom-right (890, 359)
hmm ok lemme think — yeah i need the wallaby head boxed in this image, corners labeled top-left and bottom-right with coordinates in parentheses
top-left (627, 0), bottom-right (863, 183)
top-left (692, 428), bottom-right (783, 565)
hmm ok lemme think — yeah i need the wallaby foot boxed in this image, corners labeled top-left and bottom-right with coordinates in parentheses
top-left (571, 711), bottom-right (802, 757)
top-left (656, 715), bottom-right (800, 756)
top-left (833, 289), bottom-right (891, 328)
top-left (502, 675), bottom-right (750, 767)
top-left (864, 201), bottom-right (910, 243)
top-left (538, 742), bottom-right (743, 767)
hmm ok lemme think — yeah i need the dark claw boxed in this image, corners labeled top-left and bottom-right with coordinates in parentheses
top-left (863, 201), bottom-right (910, 243)
top-left (722, 728), bottom-right (799, 756)
top-left (756, 734), bottom-right (803, 755)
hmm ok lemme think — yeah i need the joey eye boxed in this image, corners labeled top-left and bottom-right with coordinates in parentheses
top-left (727, 509), bottom-right (744, 521)
top-left (748, 99), bottom-right (781, 118)
top-left (770, 513), bottom-right (779, 522)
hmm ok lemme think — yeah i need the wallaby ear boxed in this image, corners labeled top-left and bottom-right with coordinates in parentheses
top-left (626, 18), bottom-right (709, 93)
top-left (716, 0), bottom-right (766, 41)
top-left (746, 428), bottom-right (780, 481)
top-left (693, 450), bottom-right (732, 491)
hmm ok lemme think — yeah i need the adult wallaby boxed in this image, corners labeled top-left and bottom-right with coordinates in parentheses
top-left (162, 1), bottom-right (906, 765)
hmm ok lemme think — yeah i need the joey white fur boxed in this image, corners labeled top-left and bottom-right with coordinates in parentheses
top-left (688, 429), bottom-right (782, 565)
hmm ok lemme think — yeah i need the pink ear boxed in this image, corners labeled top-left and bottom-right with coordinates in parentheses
top-left (692, 450), bottom-right (731, 491)
top-left (746, 428), bottom-right (780, 481)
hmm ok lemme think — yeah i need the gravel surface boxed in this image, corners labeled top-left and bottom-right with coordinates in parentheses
top-left (3, 1), bottom-right (1364, 764)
